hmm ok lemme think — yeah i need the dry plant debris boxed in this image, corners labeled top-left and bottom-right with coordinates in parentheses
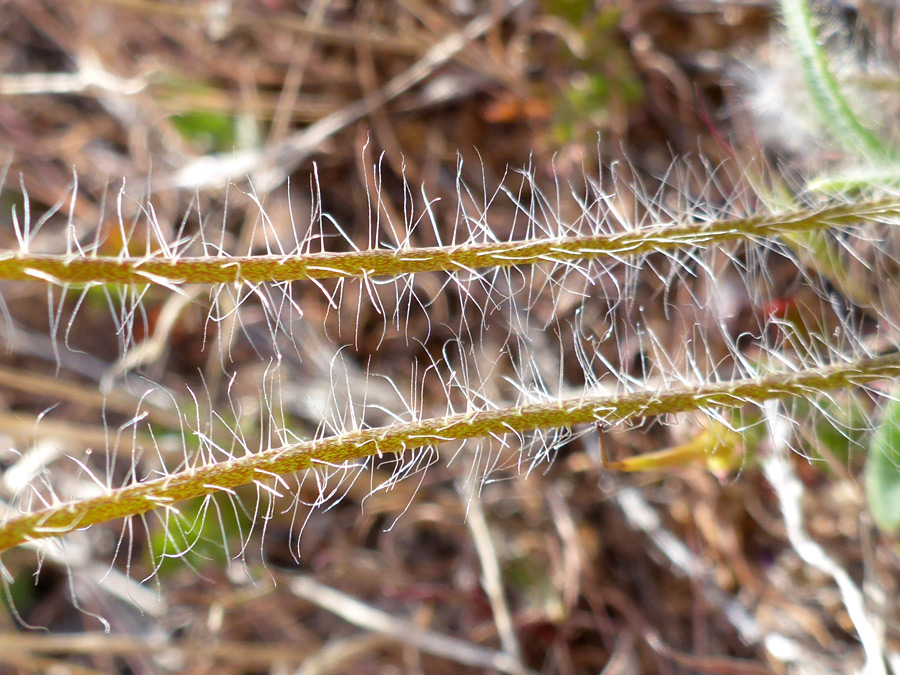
top-left (1, 1), bottom-right (900, 674)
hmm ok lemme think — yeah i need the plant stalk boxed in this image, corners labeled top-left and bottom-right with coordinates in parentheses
top-left (2, 351), bottom-right (898, 552)
top-left (2, 200), bottom-right (897, 285)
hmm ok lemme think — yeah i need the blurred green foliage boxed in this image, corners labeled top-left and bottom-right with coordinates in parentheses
top-left (542, 2), bottom-right (643, 145)
top-left (866, 388), bottom-right (900, 533)
top-left (170, 110), bottom-right (237, 153)
top-left (148, 493), bottom-right (253, 578)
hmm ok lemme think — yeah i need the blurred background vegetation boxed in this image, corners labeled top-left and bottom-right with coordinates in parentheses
top-left (2, 1), bottom-right (900, 673)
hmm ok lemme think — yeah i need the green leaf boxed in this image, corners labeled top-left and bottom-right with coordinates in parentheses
top-left (866, 389), bottom-right (900, 533)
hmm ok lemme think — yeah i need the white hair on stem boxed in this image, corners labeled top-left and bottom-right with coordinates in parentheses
top-left (0, 154), bottom-right (899, 675)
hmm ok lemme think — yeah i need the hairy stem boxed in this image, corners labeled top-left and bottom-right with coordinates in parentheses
top-left (2, 199), bottom-right (897, 285)
top-left (2, 351), bottom-right (898, 552)
top-left (780, 0), bottom-right (889, 159)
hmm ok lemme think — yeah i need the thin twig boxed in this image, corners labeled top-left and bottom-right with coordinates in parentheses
top-left (461, 482), bottom-right (525, 672)
top-left (290, 574), bottom-right (537, 675)
top-left (762, 400), bottom-right (886, 675)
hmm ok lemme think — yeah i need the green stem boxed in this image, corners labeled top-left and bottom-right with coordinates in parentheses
top-left (2, 200), bottom-right (897, 285)
top-left (780, 0), bottom-right (890, 160)
top-left (2, 351), bottom-right (899, 552)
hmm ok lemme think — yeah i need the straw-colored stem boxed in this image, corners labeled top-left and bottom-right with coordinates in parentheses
top-left (2, 350), bottom-right (898, 552)
top-left (2, 200), bottom-right (896, 285)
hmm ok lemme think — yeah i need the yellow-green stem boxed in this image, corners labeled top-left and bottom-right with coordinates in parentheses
top-left (1, 200), bottom-right (897, 285)
top-left (2, 351), bottom-right (898, 552)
